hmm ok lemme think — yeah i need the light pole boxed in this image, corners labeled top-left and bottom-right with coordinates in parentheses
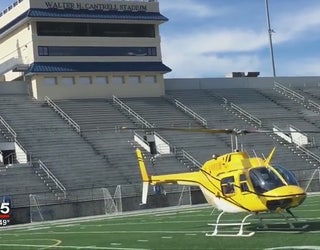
top-left (265, 0), bottom-right (276, 77)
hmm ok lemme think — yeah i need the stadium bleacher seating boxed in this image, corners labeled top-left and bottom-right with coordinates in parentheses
top-left (1, 84), bottom-right (320, 209)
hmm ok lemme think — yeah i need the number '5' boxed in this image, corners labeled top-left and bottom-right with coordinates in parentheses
top-left (0, 202), bottom-right (10, 214)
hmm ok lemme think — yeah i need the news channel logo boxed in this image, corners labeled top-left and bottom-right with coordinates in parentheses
top-left (0, 196), bottom-right (11, 226)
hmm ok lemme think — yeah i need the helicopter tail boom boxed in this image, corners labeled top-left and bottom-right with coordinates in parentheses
top-left (135, 148), bottom-right (199, 204)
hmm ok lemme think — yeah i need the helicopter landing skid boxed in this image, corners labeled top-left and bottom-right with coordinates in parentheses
top-left (256, 212), bottom-right (309, 231)
top-left (206, 212), bottom-right (255, 237)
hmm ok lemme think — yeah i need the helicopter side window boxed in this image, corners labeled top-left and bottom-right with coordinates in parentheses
top-left (239, 174), bottom-right (249, 192)
top-left (272, 164), bottom-right (299, 186)
top-left (249, 167), bottom-right (284, 194)
top-left (221, 176), bottom-right (235, 195)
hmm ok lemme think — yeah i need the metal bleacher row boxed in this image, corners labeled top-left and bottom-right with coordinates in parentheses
top-left (1, 84), bottom-right (320, 206)
top-left (166, 89), bottom-right (318, 168)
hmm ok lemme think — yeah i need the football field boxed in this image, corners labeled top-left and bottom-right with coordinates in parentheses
top-left (1, 194), bottom-right (320, 250)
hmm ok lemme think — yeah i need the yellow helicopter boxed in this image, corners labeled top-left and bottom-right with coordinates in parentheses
top-left (124, 127), bottom-right (307, 237)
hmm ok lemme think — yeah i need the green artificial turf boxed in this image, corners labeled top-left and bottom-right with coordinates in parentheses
top-left (1, 195), bottom-right (320, 250)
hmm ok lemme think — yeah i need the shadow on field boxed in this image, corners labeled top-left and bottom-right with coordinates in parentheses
top-left (249, 220), bottom-right (320, 233)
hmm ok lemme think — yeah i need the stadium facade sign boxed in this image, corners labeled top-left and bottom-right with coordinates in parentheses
top-left (44, 1), bottom-right (148, 12)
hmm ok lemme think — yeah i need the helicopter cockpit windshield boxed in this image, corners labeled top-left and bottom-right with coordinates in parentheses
top-left (249, 167), bottom-right (284, 194)
top-left (272, 164), bottom-right (299, 186)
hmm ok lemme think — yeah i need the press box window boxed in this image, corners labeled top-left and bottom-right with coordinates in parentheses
top-left (112, 76), bottom-right (125, 84)
top-left (37, 22), bottom-right (155, 38)
top-left (79, 76), bottom-right (91, 85)
top-left (144, 75), bottom-right (157, 84)
top-left (221, 176), bottom-right (235, 195)
top-left (43, 77), bottom-right (57, 86)
top-left (61, 77), bottom-right (75, 86)
top-left (128, 76), bottom-right (140, 84)
top-left (96, 76), bottom-right (109, 85)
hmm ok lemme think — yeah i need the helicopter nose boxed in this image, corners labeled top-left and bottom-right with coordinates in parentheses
top-left (263, 185), bottom-right (306, 211)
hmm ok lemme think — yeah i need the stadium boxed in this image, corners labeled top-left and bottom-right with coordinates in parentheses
top-left (0, 0), bottom-right (320, 249)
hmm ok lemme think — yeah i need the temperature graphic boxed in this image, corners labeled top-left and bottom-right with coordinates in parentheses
top-left (0, 196), bottom-right (11, 226)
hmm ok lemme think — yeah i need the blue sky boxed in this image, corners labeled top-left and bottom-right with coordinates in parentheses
top-left (1, 0), bottom-right (320, 78)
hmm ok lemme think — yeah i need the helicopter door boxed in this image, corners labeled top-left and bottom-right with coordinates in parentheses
top-left (221, 176), bottom-right (235, 196)
top-left (239, 174), bottom-right (250, 192)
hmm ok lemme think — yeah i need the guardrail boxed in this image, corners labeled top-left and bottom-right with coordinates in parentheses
top-left (173, 99), bottom-right (208, 127)
top-left (112, 95), bottom-right (154, 128)
top-left (230, 103), bottom-right (262, 127)
top-left (45, 96), bottom-right (81, 133)
top-left (38, 160), bottom-right (67, 198)
top-left (273, 81), bottom-right (305, 103)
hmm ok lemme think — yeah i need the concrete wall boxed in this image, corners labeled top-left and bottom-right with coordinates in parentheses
top-left (164, 76), bottom-right (320, 90)
top-left (31, 73), bottom-right (165, 100)
top-left (0, 81), bottom-right (28, 94)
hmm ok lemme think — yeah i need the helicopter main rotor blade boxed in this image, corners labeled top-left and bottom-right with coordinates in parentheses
top-left (120, 126), bottom-right (320, 135)
top-left (121, 127), bottom-right (253, 135)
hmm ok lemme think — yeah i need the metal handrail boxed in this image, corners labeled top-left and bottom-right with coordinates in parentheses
top-left (174, 99), bottom-right (208, 127)
top-left (308, 99), bottom-right (320, 112)
top-left (3, 152), bottom-right (15, 164)
top-left (181, 149), bottom-right (202, 168)
top-left (153, 131), bottom-right (170, 147)
top-left (273, 81), bottom-right (305, 102)
top-left (112, 95), bottom-right (153, 128)
top-left (38, 160), bottom-right (67, 197)
top-left (296, 146), bottom-right (320, 163)
top-left (0, 115), bottom-right (17, 138)
top-left (113, 96), bottom-right (173, 151)
top-left (273, 124), bottom-right (320, 164)
top-left (230, 103), bottom-right (262, 127)
top-left (289, 124), bottom-right (308, 137)
top-left (134, 131), bottom-right (149, 145)
top-left (45, 96), bottom-right (81, 133)
top-left (0, 116), bottom-right (30, 162)
top-left (273, 124), bottom-right (286, 134)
